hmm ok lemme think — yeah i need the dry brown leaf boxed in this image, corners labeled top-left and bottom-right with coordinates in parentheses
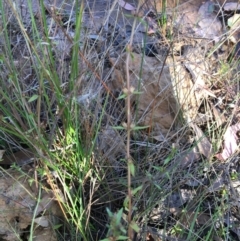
top-left (210, 102), bottom-right (226, 127)
top-left (0, 148), bottom-right (35, 165)
top-left (194, 1), bottom-right (222, 40)
top-left (167, 57), bottom-right (198, 122)
top-left (168, 44), bottom-right (215, 123)
top-left (36, 193), bottom-right (55, 215)
top-left (0, 168), bottom-right (61, 240)
top-left (190, 123), bottom-right (213, 159)
top-left (184, 46), bottom-right (215, 100)
top-left (30, 227), bottom-right (57, 241)
top-left (208, 175), bottom-right (225, 192)
top-left (170, 207), bottom-right (210, 227)
top-left (174, 1), bottom-right (222, 40)
top-left (34, 216), bottom-right (49, 228)
top-left (98, 127), bottom-right (126, 170)
top-left (111, 53), bottom-right (178, 136)
top-left (118, 0), bottom-right (136, 10)
top-left (216, 123), bottom-right (240, 161)
top-left (178, 147), bottom-right (200, 168)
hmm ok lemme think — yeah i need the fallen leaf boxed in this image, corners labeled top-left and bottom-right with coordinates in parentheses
top-left (167, 57), bottom-right (199, 122)
top-left (190, 123), bottom-right (213, 159)
top-left (0, 148), bottom-right (34, 165)
top-left (198, 1), bottom-right (215, 17)
top-left (87, 34), bottom-right (106, 42)
top-left (224, 2), bottom-right (240, 11)
top-left (210, 102), bottom-right (226, 128)
top-left (170, 207), bottom-right (210, 226)
top-left (195, 1), bottom-right (222, 40)
top-left (36, 194), bottom-right (55, 215)
top-left (179, 147), bottom-right (200, 168)
top-left (0, 168), bottom-right (61, 240)
top-left (34, 216), bottom-right (49, 227)
top-left (227, 14), bottom-right (240, 43)
top-left (111, 53), bottom-right (178, 136)
top-left (118, 0), bottom-right (136, 10)
top-left (208, 175), bottom-right (224, 192)
top-left (228, 14), bottom-right (240, 30)
top-left (184, 46), bottom-right (216, 100)
top-left (186, 179), bottom-right (200, 187)
top-left (31, 227), bottom-right (57, 241)
top-left (216, 123), bottom-right (240, 161)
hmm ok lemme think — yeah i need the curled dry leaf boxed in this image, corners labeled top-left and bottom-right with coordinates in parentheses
top-left (216, 123), bottom-right (240, 161)
top-left (118, 0), bottom-right (136, 10)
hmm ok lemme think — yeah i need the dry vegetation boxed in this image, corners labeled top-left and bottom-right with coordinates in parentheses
top-left (0, 0), bottom-right (240, 240)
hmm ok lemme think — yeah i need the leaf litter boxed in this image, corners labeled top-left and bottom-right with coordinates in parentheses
top-left (0, 167), bottom-right (62, 241)
top-left (0, 0), bottom-right (240, 240)
top-left (216, 123), bottom-right (240, 161)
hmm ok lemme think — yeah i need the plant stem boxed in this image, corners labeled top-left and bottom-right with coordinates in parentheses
top-left (125, 2), bottom-right (141, 239)
top-left (125, 44), bottom-right (133, 240)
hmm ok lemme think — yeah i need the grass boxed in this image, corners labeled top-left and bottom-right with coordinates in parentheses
top-left (0, 0), bottom-right (240, 241)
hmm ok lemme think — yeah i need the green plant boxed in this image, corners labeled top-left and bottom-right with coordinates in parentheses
top-left (100, 208), bottom-right (127, 241)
